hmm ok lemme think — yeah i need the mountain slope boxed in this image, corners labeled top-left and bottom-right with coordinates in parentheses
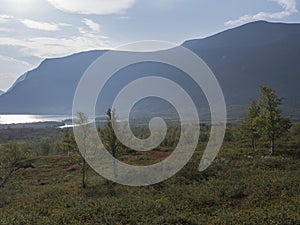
top-left (0, 50), bottom-right (107, 114)
top-left (0, 90), bottom-right (4, 96)
top-left (0, 21), bottom-right (300, 118)
top-left (183, 21), bottom-right (300, 109)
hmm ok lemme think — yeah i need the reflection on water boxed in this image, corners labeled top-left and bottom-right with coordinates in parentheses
top-left (0, 115), bottom-right (70, 125)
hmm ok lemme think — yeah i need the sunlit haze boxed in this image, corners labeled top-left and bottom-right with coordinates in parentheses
top-left (0, 0), bottom-right (299, 91)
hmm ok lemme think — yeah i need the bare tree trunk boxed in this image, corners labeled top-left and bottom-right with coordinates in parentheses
top-left (113, 158), bottom-right (117, 180)
top-left (82, 159), bottom-right (87, 189)
top-left (112, 145), bottom-right (117, 180)
top-left (251, 137), bottom-right (256, 150)
top-left (270, 136), bottom-right (275, 155)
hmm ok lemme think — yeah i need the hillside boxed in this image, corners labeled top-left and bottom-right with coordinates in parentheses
top-left (183, 21), bottom-right (300, 111)
top-left (0, 50), bottom-right (106, 114)
top-left (0, 141), bottom-right (299, 224)
top-left (0, 112), bottom-right (299, 224)
top-left (1, 21), bottom-right (300, 118)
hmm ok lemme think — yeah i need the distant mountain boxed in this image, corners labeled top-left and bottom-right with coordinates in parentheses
top-left (6, 72), bottom-right (28, 93)
top-left (1, 21), bottom-right (300, 119)
top-left (183, 21), bottom-right (300, 109)
top-left (0, 50), bottom-right (107, 114)
top-left (0, 90), bottom-right (4, 96)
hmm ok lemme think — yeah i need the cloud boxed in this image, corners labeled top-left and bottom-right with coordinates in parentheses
top-left (0, 55), bottom-right (35, 91)
top-left (0, 27), bottom-right (13, 32)
top-left (0, 31), bottom-right (109, 91)
top-left (0, 14), bottom-right (14, 23)
top-left (119, 16), bottom-right (130, 20)
top-left (0, 33), bottom-right (109, 58)
top-left (0, 55), bottom-right (32, 67)
top-left (0, 15), bottom-right (70, 31)
top-left (20, 19), bottom-right (61, 31)
top-left (47, 0), bottom-right (135, 15)
top-left (0, 15), bottom-right (108, 59)
top-left (82, 18), bottom-right (101, 32)
top-left (225, 0), bottom-right (298, 26)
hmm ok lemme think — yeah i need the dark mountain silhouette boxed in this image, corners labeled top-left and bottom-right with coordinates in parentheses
top-left (0, 50), bottom-right (107, 114)
top-left (0, 21), bottom-right (300, 119)
top-left (183, 21), bottom-right (300, 109)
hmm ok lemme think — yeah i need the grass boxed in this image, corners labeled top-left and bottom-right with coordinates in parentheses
top-left (0, 140), bottom-right (299, 225)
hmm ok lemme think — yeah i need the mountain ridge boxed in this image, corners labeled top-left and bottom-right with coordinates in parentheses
top-left (1, 21), bottom-right (300, 119)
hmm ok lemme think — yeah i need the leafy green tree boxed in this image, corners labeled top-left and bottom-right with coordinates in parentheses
top-left (224, 124), bottom-right (241, 142)
top-left (38, 137), bottom-right (52, 156)
top-left (100, 109), bottom-right (118, 158)
top-left (242, 99), bottom-right (261, 150)
top-left (58, 130), bottom-right (78, 156)
top-left (0, 141), bottom-right (29, 188)
top-left (290, 122), bottom-right (300, 135)
top-left (99, 109), bottom-right (121, 179)
top-left (258, 86), bottom-right (291, 155)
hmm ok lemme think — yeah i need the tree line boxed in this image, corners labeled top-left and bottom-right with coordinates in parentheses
top-left (0, 86), bottom-right (295, 189)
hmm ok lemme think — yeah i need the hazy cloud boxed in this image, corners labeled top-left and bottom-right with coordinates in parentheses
top-left (0, 14), bottom-right (13, 23)
top-left (0, 27), bottom-right (13, 32)
top-left (82, 18), bottom-right (101, 32)
top-left (0, 55), bottom-right (32, 67)
top-left (0, 34), bottom-right (109, 58)
top-left (0, 55), bottom-right (35, 91)
top-left (47, 0), bottom-right (135, 15)
top-left (119, 16), bottom-right (130, 20)
top-left (20, 19), bottom-right (61, 31)
top-left (1, 16), bottom-right (68, 31)
top-left (225, 0), bottom-right (298, 26)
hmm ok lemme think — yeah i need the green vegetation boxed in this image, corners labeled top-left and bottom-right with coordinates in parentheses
top-left (242, 99), bottom-right (260, 150)
top-left (258, 86), bottom-right (292, 155)
top-left (242, 86), bottom-right (291, 155)
top-left (0, 87), bottom-right (299, 224)
top-left (0, 130), bottom-right (299, 224)
top-left (99, 109), bottom-right (120, 158)
top-left (0, 141), bottom-right (29, 188)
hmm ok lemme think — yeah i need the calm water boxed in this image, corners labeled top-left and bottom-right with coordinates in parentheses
top-left (0, 115), bottom-right (70, 124)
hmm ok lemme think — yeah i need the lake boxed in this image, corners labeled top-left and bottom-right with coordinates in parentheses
top-left (0, 115), bottom-right (71, 125)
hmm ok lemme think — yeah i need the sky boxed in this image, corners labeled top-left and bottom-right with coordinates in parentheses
top-left (0, 0), bottom-right (299, 91)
